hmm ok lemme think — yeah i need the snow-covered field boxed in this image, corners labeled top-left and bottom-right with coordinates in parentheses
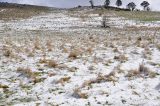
top-left (0, 8), bottom-right (160, 106)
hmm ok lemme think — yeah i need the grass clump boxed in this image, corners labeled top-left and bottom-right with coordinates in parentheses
top-left (73, 88), bottom-right (88, 99)
top-left (68, 49), bottom-right (81, 59)
top-left (17, 67), bottom-right (45, 84)
top-left (116, 11), bottom-right (160, 21)
top-left (17, 67), bottom-right (35, 78)
top-left (126, 63), bottom-right (159, 79)
top-left (0, 84), bottom-right (9, 89)
top-left (47, 60), bottom-right (58, 68)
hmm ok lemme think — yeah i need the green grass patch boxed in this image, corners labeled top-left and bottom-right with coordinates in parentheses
top-left (0, 5), bottom-right (51, 21)
top-left (115, 11), bottom-right (160, 22)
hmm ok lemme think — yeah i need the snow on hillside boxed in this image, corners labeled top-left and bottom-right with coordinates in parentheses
top-left (0, 9), bottom-right (160, 106)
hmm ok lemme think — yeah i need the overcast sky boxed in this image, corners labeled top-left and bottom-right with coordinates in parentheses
top-left (0, 0), bottom-right (160, 11)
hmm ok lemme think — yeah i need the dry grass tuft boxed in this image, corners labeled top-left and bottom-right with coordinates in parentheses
top-left (0, 84), bottom-right (9, 89)
top-left (126, 63), bottom-right (159, 79)
top-left (114, 54), bottom-right (128, 62)
top-left (34, 37), bottom-right (41, 50)
top-left (113, 47), bottom-right (120, 53)
top-left (48, 72), bottom-right (56, 77)
top-left (2, 46), bottom-right (12, 57)
top-left (88, 65), bottom-right (96, 70)
top-left (57, 77), bottom-right (71, 85)
top-left (73, 88), bottom-right (88, 99)
top-left (138, 64), bottom-right (149, 74)
top-left (157, 44), bottom-right (160, 50)
top-left (125, 69), bottom-right (140, 78)
top-left (17, 67), bottom-right (34, 78)
top-left (46, 39), bottom-right (53, 51)
top-left (79, 72), bottom-right (118, 92)
top-left (17, 67), bottom-right (45, 83)
top-left (47, 60), bottom-right (58, 68)
top-left (3, 49), bottom-right (12, 57)
top-left (57, 64), bottom-right (68, 69)
top-left (62, 47), bottom-right (69, 53)
top-left (72, 71), bottom-right (118, 99)
top-left (68, 67), bottom-right (78, 72)
top-left (86, 47), bottom-right (93, 54)
top-left (39, 57), bottom-right (48, 64)
top-left (27, 51), bottom-right (35, 57)
top-left (139, 64), bottom-right (159, 78)
top-left (68, 49), bottom-right (82, 59)
top-left (148, 71), bottom-right (158, 78)
top-left (137, 36), bottom-right (142, 41)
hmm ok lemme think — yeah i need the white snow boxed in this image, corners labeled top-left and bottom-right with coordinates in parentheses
top-left (0, 9), bottom-right (160, 106)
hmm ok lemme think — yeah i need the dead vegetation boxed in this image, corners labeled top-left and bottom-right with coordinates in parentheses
top-left (16, 67), bottom-right (44, 83)
top-left (126, 63), bottom-right (159, 79)
top-left (73, 88), bottom-right (88, 99)
top-left (3, 48), bottom-right (12, 57)
top-left (46, 39), bottom-right (53, 51)
top-left (0, 8), bottom-right (160, 105)
top-left (17, 67), bottom-right (35, 78)
top-left (0, 84), bottom-right (9, 89)
top-left (114, 54), bottom-right (128, 62)
top-left (57, 77), bottom-right (71, 85)
top-left (72, 71), bottom-right (118, 98)
top-left (68, 49), bottom-right (82, 59)
top-left (0, 3), bottom-right (51, 21)
top-left (47, 60), bottom-right (58, 68)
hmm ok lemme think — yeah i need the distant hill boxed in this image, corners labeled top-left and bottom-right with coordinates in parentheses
top-left (0, 2), bottom-right (52, 21)
top-left (0, 2), bottom-right (53, 9)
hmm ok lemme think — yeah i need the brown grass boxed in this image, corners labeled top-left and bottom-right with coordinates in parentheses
top-left (47, 60), bottom-right (58, 68)
top-left (17, 67), bottom-right (34, 78)
top-left (0, 5), bottom-right (50, 21)
top-left (126, 63), bottom-right (159, 79)
top-left (0, 84), bottom-right (9, 89)
top-left (3, 48), bottom-right (12, 57)
top-left (57, 77), bottom-right (71, 85)
top-left (73, 88), bottom-right (88, 99)
top-left (2, 45), bottom-right (12, 57)
top-left (27, 50), bottom-right (35, 57)
top-left (68, 49), bottom-right (82, 59)
top-left (114, 54), bottom-right (128, 62)
top-left (48, 72), bottom-right (56, 77)
top-left (34, 37), bottom-right (41, 50)
top-left (72, 71), bottom-right (118, 99)
top-left (46, 39), bottom-right (53, 51)
top-left (17, 67), bottom-right (45, 83)
top-left (39, 57), bottom-right (48, 64)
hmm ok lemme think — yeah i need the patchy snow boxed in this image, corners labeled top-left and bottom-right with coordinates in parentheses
top-left (0, 9), bottom-right (160, 106)
top-left (0, 9), bottom-right (6, 13)
top-left (0, 10), bottom-right (160, 34)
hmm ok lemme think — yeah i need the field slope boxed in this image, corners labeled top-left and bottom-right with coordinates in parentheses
top-left (0, 4), bottom-right (160, 106)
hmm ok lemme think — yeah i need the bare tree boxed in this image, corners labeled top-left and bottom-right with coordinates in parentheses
top-left (127, 2), bottom-right (136, 11)
top-left (141, 1), bottom-right (150, 11)
top-left (101, 15), bottom-right (109, 28)
top-left (89, 0), bottom-right (94, 9)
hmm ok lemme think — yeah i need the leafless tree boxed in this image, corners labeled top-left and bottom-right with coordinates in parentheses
top-left (101, 15), bottom-right (110, 28)
top-left (89, 0), bottom-right (94, 9)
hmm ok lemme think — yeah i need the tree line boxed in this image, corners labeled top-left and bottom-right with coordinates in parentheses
top-left (89, 0), bottom-right (151, 11)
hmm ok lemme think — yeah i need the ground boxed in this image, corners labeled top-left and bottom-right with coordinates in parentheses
top-left (0, 6), bottom-right (160, 106)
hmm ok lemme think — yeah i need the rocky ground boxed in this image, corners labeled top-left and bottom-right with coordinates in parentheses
top-left (0, 7), bottom-right (160, 106)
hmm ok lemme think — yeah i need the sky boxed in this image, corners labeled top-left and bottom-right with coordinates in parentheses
top-left (0, 0), bottom-right (160, 11)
